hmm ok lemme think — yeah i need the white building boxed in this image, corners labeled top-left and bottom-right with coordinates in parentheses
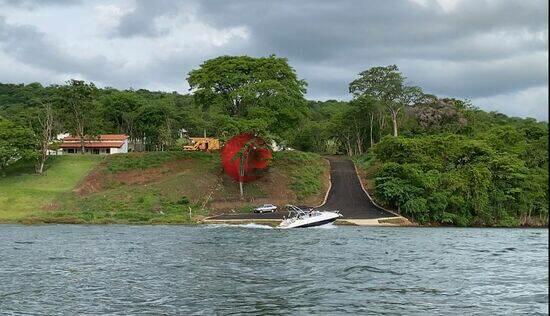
top-left (59, 134), bottom-right (129, 155)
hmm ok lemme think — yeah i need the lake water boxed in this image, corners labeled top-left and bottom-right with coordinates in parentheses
top-left (0, 224), bottom-right (547, 315)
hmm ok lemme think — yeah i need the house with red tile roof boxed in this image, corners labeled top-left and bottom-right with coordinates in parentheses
top-left (59, 134), bottom-right (129, 155)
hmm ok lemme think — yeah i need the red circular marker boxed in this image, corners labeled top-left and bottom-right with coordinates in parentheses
top-left (220, 133), bottom-right (272, 182)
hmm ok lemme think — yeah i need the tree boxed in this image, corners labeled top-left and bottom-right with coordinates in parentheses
top-left (35, 102), bottom-right (56, 174)
top-left (100, 91), bottom-right (144, 135)
top-left (134, 103), bottom-right (178, 151)
top-left (187, 55), bottom-right (308, 141)
top-left (0, 119), bottom-right (36, 174)
top-left (57, 80), bottom-right (99, 153)
top-left (406, 97), bottom-right (468, 134)
top-left (349, 65), bottom-right (425, 137)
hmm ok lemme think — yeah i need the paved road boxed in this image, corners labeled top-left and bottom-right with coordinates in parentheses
top-left (317, 156), bottom-right (396, 219)
top-left (208, 156), bottom-right (397, 220)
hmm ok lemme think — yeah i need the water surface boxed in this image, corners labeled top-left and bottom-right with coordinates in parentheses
top-left (0, 224), bottom-right (547, 315)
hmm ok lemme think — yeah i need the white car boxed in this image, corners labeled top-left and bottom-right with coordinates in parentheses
top-left (253, 204), bottom-right (277, 213)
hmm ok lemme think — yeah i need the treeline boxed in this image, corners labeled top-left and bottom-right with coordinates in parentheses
top-left (0, 56), bottom-right (547, 226)
top-left (368, 125), bottom-right (548, 226)
top-left (0, 56), bottom-right (310, 174)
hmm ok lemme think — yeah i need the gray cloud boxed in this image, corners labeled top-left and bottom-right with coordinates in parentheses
top-left (0, 16), bottom-right (118, 81)
top-left (112, 0), bottom-right (180, 38)
top-left (0, 0), bottom-right (547, 119)
top-left (195, 0), bottom-right (547, 95)
top-left (0, 0), bottom-right (79, 8)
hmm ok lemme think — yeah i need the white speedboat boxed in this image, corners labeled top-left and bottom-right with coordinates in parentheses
top-left (278, 205), bottom-right (342, 229)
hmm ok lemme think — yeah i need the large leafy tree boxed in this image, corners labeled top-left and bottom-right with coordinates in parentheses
top-left (187, 55), bottom-right (308, 141)
top-left (100, 90), bottom-right (145, 137)
top-left (134, 103), bottom-right (179, 151)
top-left (57, 80), bottom-right (99, 153)
top-left (349, 65), bottom-right (425, 137)
top-left (0, 118), bottom-right (37, 174)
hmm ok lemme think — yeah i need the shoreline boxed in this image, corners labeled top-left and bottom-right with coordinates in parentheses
top-left (1, 218), bottom-right (546, 228)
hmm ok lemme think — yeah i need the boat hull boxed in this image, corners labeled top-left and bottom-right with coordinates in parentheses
top-left (291, 217), bottom-right (339, 228)
top-left (278, 211), bottom-right (342, 229)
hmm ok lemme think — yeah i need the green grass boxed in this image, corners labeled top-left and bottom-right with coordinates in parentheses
top-left (105, 151), bottom-right (212, 172)
top-left (38, 151), bottom-right (215, 224)
top-left (273, 151), bottom-right (326, 200)
top-left (0, 150), bottom-right (328, 224)
top-left (0, 155), bottom-right (102, 222)
top-left (46, 179), bottom-right (209, 224)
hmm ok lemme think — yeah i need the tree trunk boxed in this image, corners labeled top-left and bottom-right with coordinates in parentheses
top-left (344, 135), bottom-right (353, 156)
top-left (239, 180), bottom-right (244, 198)
top-left (238, 147), bottom-right (249, 199)
top-left (378, 113), bottom-right (386, 141)
top-left (79, 125), bottom-right (85, 154)
top-left (390, 110), bottom-right (398, 137)
top-left (38, 159), bottom-right (45, 174)
top-left (36, 103), bottom-right (54, 174)
top-left (369, 113), bottom-right (374, 148)
top-left (355, 124), bottom-right (363, 155)
top-left (356, 137), bottom-right (363, 155)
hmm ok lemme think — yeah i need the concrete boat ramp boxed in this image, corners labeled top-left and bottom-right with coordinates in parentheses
top-left (204, 156), bottom-right (412, 227)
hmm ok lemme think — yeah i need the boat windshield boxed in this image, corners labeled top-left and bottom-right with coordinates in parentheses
top-left (285, 205), bottom-right (315, 217)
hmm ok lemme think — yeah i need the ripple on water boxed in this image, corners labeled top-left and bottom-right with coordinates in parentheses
top-left (0, 225), bottom-right (546, 315)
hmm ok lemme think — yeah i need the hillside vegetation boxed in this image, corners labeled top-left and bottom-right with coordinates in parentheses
top-left (0, 151), bottom-right (328, 224)
top-left (0, 60), bottom-right (547, 227)
top-left (356, 121), bottom-right (548, 227)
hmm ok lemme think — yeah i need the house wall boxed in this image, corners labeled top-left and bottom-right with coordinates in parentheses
top-left (61, 139), bottom-right (128, 155)
top-left (63, 148), bottom-right (111, 155)
top-left (120, 140), bottom-right (128, 153)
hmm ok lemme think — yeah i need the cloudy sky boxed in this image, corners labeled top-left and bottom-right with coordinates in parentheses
top-left (0, 0), bottom-right (547, 120)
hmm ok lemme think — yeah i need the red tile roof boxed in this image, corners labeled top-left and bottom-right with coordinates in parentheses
top-left (60, 141), bottom-right (125, 148)
top-left (62, 134), bottom-right (128, 141)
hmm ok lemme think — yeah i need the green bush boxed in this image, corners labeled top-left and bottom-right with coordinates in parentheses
top-left (371, 131), bottom-right (548, 227)
top-left (177, 196), bottom-right (190, 205)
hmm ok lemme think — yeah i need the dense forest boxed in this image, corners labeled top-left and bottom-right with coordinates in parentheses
top-left (0, 56), bottom-right (547, 226)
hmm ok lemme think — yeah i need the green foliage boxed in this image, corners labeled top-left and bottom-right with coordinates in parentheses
top-left (371, 124), bottom-right (548, 226)
top-left (0, 118), bottom-right (37, 171)
top-left (187, 55), bottom-right (308, 141)
top-left (57, 79), bottom-right (101, 140)
top-left (177, 196), bottom-right (190, 205)
top-left (349, 65), bottom-right (426, 137)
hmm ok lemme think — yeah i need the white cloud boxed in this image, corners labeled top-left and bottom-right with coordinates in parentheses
top-left (472, 86), bottom-right (548, 120)
top-left (94, 3), bottom-right (133, 30)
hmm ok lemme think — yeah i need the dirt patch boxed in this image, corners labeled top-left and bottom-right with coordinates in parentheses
top-left (207, 158), bottom-right (331, 213)
top-left (75, 165), bottom-right (107, 195)
top-left (40, 201), bottom-right (60, 211)
top-left (379, 217), bottom-right (414, 225)
top-left (113, 159), bottom-right (194, 185)
top-left (207, 173), bottom-right (295, 213)
top-left (74, 158), bottom-right (197, 196)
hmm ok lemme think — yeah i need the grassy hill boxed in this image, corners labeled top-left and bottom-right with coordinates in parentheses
top-left (0, 156), bottom-right (102, 222)
top-left (0, 151), bottom-right (329, 224)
